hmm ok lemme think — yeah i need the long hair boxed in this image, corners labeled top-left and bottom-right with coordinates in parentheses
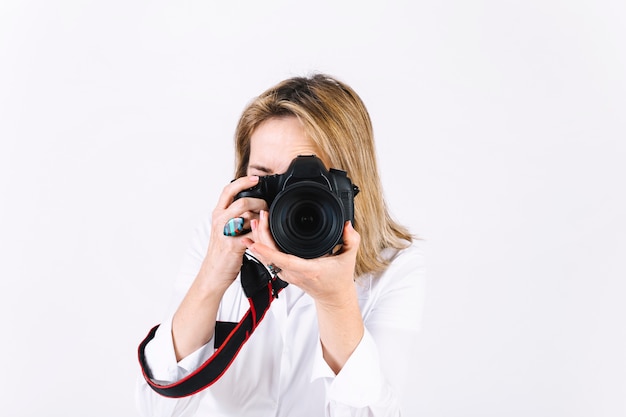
top-left (234, 73), bottom-right (413, 278)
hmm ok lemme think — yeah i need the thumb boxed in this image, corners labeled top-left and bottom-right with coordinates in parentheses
top-left (340, 221), bottom-right (361, 253)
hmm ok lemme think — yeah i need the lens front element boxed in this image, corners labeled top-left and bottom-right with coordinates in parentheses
top-left (269, 182), bottom-right (344, 259)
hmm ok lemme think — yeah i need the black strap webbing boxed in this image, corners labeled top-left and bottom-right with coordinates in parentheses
top-left (137, 254), bottom-right (287, 398)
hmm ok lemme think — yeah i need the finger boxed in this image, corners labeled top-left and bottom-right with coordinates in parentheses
top-left (257, 210), bottom-right (274, 241)
top-left (216, 175), bottom-right (260, 209)
top-left (339, 221), bottom-right (360, 254)
top-left (252, 210), bottom-right (280, 251)
top-left (247, 218), bottom-right (260, 242)
top-left (245, 239), bottom-right (297, 272)
top-left (221, 197), bottom-right (266, 223)
top-left (218, 196), bottom-right (267, 236)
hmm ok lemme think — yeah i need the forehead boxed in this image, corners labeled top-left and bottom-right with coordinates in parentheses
top-left (248, 116), bottom-right (328, 174)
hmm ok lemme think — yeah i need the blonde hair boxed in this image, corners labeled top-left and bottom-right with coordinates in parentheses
top-left (234, 73), bottom-right (413, 277)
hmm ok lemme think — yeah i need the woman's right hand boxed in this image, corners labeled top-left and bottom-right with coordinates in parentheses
top-left (172, 175), bottom-right (267, 361)
top-left (198, 175), bottom-right (267, 292)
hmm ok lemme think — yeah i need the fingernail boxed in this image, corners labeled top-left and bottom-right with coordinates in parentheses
top-left (249, 175), bottom-right (259, 182)
top-left (251, 219), bottom-right (258, 231)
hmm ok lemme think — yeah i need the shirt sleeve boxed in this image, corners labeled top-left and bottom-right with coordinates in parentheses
top-left (135, 217), bottom-right (215, 417)
top-left (136, 317), bottom-right (216, 417)
top-left (311, 242), bottom-right (427, 417)
top-left (141, 317), bottom-right (216, 384)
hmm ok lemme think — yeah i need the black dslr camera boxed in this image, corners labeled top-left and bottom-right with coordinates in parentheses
top-left (234, 155), bottom-right (359, 259)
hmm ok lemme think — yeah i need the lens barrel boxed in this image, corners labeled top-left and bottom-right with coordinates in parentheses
top-left (269, 182), bottom-right (344, 259)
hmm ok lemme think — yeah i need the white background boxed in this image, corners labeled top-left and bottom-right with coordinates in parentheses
top-left (1, 1), bottom-right (625, 416)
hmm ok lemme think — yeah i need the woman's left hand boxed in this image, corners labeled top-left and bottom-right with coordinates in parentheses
top-left (242, 209), bottom-right (364, 374)
top-left (241, 210), bottom-right (360, 308)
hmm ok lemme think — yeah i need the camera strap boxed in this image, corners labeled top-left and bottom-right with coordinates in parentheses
top-left (137, 253), bottom-right (288, 398)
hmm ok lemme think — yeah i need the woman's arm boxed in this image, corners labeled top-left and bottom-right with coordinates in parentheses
top-left (321, 243), bottom-right (426, 416)
top-left (136, 175), bottom-right (266, 417)
top-left (246, 214), bottom-right (425, 415)
top-left (244, 214), bottom-right (364, 374)
top-left (171, 175), bottom-right (264, 359)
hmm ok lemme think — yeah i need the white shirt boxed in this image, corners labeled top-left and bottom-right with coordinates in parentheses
top-left (136, 217), bottom-right (426, 417)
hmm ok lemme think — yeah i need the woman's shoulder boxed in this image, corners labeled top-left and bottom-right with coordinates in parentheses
top-left (362, 239), bottom-right (426, 295)
top-left (381, 239), bottom-right (426, 275)
top-left (356, 239), bottom-right (426, 320)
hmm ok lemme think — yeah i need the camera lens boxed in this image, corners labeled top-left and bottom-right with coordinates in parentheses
top-left (269, 182), bottom-right (344, 259)
top-left (291, 205), bottom-right (320, 236)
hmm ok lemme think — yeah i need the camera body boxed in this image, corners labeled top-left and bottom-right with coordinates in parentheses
top-left (234, 155), bottom-right (359, 259)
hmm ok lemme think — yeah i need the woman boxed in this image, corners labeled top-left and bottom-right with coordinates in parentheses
top-left (136, 74), bottom-right (425, 416)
